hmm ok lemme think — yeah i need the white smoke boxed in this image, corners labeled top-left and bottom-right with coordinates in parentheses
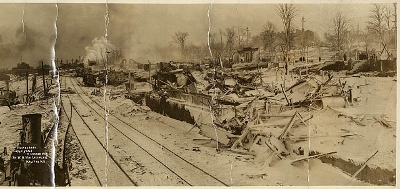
top-left (84, 36), bottom-right (121, 66)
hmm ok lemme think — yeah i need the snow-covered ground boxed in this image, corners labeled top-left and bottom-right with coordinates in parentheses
top-left (0, 71), bottom-right (395, 186)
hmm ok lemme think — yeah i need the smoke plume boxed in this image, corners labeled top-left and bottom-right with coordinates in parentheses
top-left (0, 24), bottom-right (50, 69)
top-left (83, 37), bottom-right (121, 66)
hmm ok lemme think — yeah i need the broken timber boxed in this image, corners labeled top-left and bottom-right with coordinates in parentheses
top-left (230, 129), bottom-right (251, 150)
top-left (351, 150), bottom-right (379, 179)
top-left (373, 116), bottom-right (392, 128)
top-left (291, 151), bottom-right (337, 165)
top-left (278, 111), bottom-right (311, 140)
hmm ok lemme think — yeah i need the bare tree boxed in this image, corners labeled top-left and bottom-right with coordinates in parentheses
top-left (367, 4), bottom-right (396, 57)
top-left (209, 32), bottom-right (223, 58)
top-left (367, 4), bottom-right (385, 47)
top-left (383, 4), bottom-right (396, 50)
top-left (383, 5), bottom-right (393, 31)
top-left (186, 43), bottom-right (203, 62)
top-left (394, 3), bottom-right (397, 26)
top-left (276, 4), bottom-right (297, 62)
top-left (172, 31), bottom-right (189, 59)
top-left (219, 29), bottom-right (224, 54)
top-left (362, 31), bottom-right (373, 53)
top-left (393, 3), bottom-right (397, 49)
top-left (224, 27), bottom-right (236, 61)
top-left (236, 27), bottom-right (246, 49)
top-left (332, 12), bottom-right (349, 52)
top-left (260, 21), bottom-right (277, 54)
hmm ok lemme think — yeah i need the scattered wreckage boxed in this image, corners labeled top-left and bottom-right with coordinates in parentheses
top-left (145, 59), bottom-right (389, 168)
top-left (121, 57), bottom-right (396, 185)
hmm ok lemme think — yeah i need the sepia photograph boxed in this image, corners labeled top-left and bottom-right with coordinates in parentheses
top-left (0, 1), bottom-right (397, 187)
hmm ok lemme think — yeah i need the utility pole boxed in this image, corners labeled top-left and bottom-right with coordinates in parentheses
top-left (105, 51), bottom-right (111, 86)
top-left (393, 3), bottom-right (397, 50)
top-left (42, 61), bottom-right (47, 96)
top-left (245, 27), bottom-right (250, 46)
top-left (394, 3), bottom-right (397, 30)
top-left (301, 16), bottom-right (305, 62)
top-left (128, 71), bottom-right (131, 91)
top-left (148, 60), bottom-right (152, 83)
top-left (219, 29), bottom-right (223, 57)
top-left (26, 71), bottom-right (29, 105)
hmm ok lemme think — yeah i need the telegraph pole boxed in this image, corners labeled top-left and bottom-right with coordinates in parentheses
top-left (148, 60), bottom-right (152, 83)
top-left (42, 61), bottom-right (47, 96)
top-left (246, 27), bottom-right (250, 46)
top-left (394, 3), bottom-right (397, 49)
top-left (301, 16), bottom-right (305, 62)
top-left (219, 29), bottom-right (223, 55)
top-left (26, 71), bottom-right (29, 105)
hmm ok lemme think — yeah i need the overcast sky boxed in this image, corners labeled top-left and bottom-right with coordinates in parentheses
top-left (0, 3), bottom-right (390, 68)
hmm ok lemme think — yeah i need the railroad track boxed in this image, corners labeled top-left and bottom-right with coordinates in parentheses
top-left (62, 95), bottom-right (138, 186)
top-left (61, 96), bottom-right (102, 186)
top-left (68, 76), bottom-right (229, 186)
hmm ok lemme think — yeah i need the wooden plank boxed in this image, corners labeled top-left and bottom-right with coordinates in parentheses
top-left (229, 148), bottom-right (256, 156)
top-left (280, 84), bottom-right (290, 105)
top-left (296, 112), bottom-right (312, 128)
top-left (230, 129), bottom-right (251, 150)
top-left (264, 138), bottom-right (284, 160)
top-left (291, 151), bottom-right (337, 165)
top-left (373, 116), bottom-right (392, 128)
top-left (192, 138), bottom-right (212, 141)
top-left (185, 112), bottom-right (204, 134)
top-left (248, 117), bottom-right (292, 128)
top-left (284, 133), bottom-right (358, 141)
top-left (351, 150), bottom-right (379, 179)
top-left (260, 114), bottom-right (293, 117)
top-left (278, 113), bottom-right (297, 140)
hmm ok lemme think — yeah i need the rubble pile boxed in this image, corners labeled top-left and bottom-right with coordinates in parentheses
top-left (143, 57), bottom-right (396, 185)
top-left (111, 98), bottom-right (150, 117)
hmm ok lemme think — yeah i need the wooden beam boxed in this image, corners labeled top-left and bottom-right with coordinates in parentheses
top-left (260, 114), bottom-right (293, 117)
top-left (351, 150), bottom-right (379, 179)
top-left (373, 116), bottom-right (392, 128)
top-left (264, 139), bottom-right (284, 160)
top-left (278, 113), bottom-right (297, 140)
top-left (291, 151), bottom-right (337, 165)
top-left (230, 129), bottom-right (251, 150)
top-left (296, 112), bottom-right (312, 128)
top-left (230, 148), bottom-right (256, 156)
top-left (280, 84), bottom-right (290, 105)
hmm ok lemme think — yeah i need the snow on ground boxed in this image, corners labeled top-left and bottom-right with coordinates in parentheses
top-left (2, 73), bottom-right (392, 186)
top-left (82, 79), bottom-right (383, 186)
top-left (0, 99), bottom-right (56, 185)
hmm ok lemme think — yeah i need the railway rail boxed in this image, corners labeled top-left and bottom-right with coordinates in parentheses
top-left (67, 76), bottom-right (229, 186)
top-left (62, 95), bottom-right (138, 186)
top-left (61, 97), bottom-right (102, 186)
